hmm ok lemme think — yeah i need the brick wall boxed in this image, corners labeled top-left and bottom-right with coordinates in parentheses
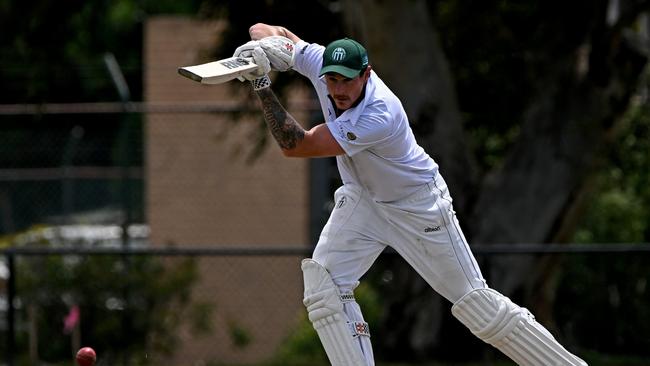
top-left (145, 16), bottom-right (312, 364)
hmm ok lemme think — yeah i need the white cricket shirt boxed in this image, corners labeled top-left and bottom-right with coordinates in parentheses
top-left (294, 40), bottom-right (438, 202)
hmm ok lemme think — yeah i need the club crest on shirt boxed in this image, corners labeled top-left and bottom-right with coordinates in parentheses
top-left (336, 196), bottom-right (347, 208)
top-left (346, 132), bottom-right (357, 141)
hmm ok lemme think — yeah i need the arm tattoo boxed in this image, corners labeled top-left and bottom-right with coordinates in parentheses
top-left (256, 88), bottom-right (305, 150)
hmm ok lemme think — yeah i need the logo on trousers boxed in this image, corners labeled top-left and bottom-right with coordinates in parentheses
top-left (424, 226), bottom-right (441, 233)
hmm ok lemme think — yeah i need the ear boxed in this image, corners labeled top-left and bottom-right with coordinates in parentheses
top-left (363, 65), bottom-right (372, 80)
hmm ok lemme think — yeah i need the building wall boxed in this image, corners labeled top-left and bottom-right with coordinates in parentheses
top-left (144, 16), bottom-right (312, 364)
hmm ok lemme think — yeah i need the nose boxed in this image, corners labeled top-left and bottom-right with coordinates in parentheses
top-left (332, 82), bottom-right (347, 96)
top-left (331, 81), bottom-right (342, 93)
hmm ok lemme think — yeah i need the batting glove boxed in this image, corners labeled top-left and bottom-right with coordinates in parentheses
top-left (259, 36), bottom-right (295, 72)
top-left (242, 47), bottom-right (271, 90)
top-left (233, 40), bottom-right (257, 59)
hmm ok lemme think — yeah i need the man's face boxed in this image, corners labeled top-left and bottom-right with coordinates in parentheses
top-left (324, 68), bottom-right (371, 111)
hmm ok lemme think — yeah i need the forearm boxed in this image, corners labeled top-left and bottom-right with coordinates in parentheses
top-left (249, 23), bottom-right (301, 43)
top-left (255, 87), bottom-right (305, 151)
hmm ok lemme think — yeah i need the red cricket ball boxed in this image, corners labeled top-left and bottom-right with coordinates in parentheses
top-left (76, 347), bottom-right (96, 366)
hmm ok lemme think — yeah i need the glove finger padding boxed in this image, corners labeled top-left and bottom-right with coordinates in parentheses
top-left (233, 40), bottom-right (259, 82)
top-left (259, 36), bottom-right (295, 72)
top-left (233, 40), bottom-right (259, 58)
top-left (242, 46), bottom-right (271, 84)
top-left (251, 47), bottom-right (271, 75)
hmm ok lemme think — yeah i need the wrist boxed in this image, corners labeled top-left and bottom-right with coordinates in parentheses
top-left (251, 75), bottom-right (271, 90)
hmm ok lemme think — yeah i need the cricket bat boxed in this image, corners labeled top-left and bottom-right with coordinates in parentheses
top-left (178, 56), bottom-right (259, 84)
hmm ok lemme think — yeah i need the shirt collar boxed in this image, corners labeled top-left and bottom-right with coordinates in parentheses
top-left (323, 73), bottom-right (376, 126)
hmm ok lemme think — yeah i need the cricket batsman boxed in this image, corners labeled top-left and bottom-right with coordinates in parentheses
top-left (232, 23), bottom-right (588, 366)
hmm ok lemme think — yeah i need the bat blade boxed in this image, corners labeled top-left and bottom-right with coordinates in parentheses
top-left (178, 57), bottom-right (259, 84)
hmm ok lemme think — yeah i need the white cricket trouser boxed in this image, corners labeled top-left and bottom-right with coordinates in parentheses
top-left (311, 173), bottom-right (487, 365)
top-left (313, 173), bottom-right (486, 302)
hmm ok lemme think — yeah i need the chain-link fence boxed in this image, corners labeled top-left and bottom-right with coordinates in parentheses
top-left (2, 244), bottom-right (650, 366)
top-left (0, 109), bottom-right (143, 235)
top-left (1, 244), bottom-right (309, 366)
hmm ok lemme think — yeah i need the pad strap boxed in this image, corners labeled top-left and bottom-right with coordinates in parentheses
top-left (340, 291), bottom-right (355, 303)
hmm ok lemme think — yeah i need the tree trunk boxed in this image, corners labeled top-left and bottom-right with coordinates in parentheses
top-left (469, 5), bottom-right (648, 294)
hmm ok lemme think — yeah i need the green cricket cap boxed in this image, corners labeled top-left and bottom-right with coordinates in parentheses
top-left (319, 38), bottom-right (369, 79)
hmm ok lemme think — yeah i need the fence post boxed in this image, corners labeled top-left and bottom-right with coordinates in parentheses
top-left (6, 250), bottom-right (15, 366)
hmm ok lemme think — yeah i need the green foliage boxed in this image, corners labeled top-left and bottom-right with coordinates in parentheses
top-left (0, 0), bottom-right (201, 232)
top-left (432, 1), bottom-right (538, 171)
top-left (0, 0), bottom-right (203, 103)
top-left (264, 282), bottom-right (381, 365)
top-left (555, 99), bottom-right (650, 358)
top-left (556, 250), bottom-right (650, 357)
top-left (431, 1), bottom-right (615, 173)
top-left (573, 188), bottom-right (646, 243)
top-left (7, 230), bottom-right (213, 364)
top-left (201, 0), bottom-right (341, 60)
top-left (266, 313), bottom-right (329, 366)
top-left (573, 100), bottom-right (650, 243)
top-left (228, 320), bottom-right (253, 349)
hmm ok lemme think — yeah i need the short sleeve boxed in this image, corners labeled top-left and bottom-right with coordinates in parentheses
top-left (326, 102), bottom-right (394, 157)
top-left (293, 41), bottom-right (324, 85)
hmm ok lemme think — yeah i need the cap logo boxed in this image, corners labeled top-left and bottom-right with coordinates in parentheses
top-left (331, 47), bottom-right (346, 62)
